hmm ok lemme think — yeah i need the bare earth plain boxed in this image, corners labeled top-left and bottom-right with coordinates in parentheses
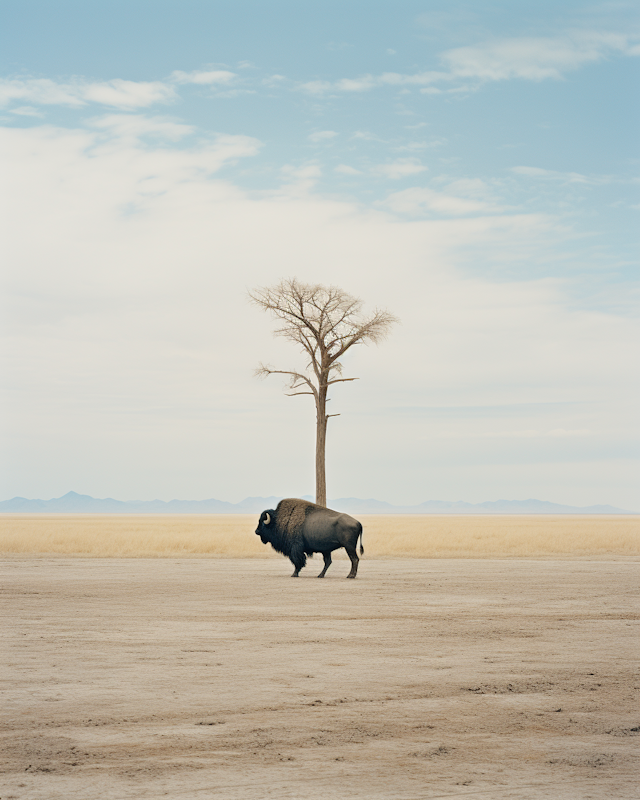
top-left (1, 516), bottom-right (639, 799)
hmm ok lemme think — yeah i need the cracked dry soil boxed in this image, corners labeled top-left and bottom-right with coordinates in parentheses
top-left (1, 557), bottom-right (638, 799)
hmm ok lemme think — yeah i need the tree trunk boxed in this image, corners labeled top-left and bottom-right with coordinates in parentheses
top-left (315, 384), bottom-right (328, 507)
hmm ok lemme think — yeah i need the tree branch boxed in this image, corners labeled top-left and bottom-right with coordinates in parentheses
top-left (326, 377), bottom-right (359, 386)
top-left (255, 365), bottom-right (318, 398)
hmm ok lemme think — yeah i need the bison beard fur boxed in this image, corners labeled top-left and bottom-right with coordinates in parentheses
top-left (255, 498), bottom-right (364, 578)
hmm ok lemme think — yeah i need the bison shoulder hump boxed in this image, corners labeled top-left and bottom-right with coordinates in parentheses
top-left (275, 498), bottom-right (319, 537)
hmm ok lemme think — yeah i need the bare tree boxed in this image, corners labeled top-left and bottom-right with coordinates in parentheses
top-left (249, 278), bottom-right (397, 507)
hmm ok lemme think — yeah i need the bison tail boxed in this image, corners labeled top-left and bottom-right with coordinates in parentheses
top-left (358, 523), bottom-right (364, 555)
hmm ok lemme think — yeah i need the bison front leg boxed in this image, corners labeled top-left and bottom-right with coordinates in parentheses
top-left (317, 552), bottom-right (332, 578)
top-left (289, 543), bottom-right (307, 577)
top-left (345, 546), bottom-right (359, 579)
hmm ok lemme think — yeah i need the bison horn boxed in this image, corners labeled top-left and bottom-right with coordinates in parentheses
top-left (264, 512), bottom-right (271, 525)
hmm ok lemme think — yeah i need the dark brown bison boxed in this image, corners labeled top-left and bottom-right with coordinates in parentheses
top-left (255, 498), bottom-right (364, 578)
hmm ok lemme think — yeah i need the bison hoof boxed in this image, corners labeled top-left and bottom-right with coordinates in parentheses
top-left (291, 573), bottom-right (299, 578)
top-left (346, 574), bottom-right (356, 579)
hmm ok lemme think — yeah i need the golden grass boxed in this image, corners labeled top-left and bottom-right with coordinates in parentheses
top-left (360, 515), bottom-right (640, 558)
top-left (0, 515), bottom-right (265, 558)
top-left (1, 514), bottom-right (638, 558)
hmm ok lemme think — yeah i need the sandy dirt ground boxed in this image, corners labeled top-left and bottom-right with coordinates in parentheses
top-left (1, 557), bottom-right (638, 799)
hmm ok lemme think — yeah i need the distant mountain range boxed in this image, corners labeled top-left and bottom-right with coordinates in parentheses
top-left (0, 491), bottom-right (635, 515)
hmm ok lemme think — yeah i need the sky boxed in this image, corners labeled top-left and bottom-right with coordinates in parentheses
top-left (1, 0), bottom-right (639, 509)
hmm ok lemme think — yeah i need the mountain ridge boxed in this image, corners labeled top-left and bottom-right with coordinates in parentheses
top-left (0, 491), bottom-right (635, 515)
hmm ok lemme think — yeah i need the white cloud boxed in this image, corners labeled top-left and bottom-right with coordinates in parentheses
top-left (170, 69), bottom-right (236, 85)
top-left (308, 130), bottom-right (338, 142)
top-left (442, 31), bottom-right (638, 81)
top-left (263, 74), bottom-right (287, 87)
top-left (395, 139), bottom-right (446, 152)
top-left (286, 164), bottom-right (321, 177)
top-left (298, 79), bottom-right (333, 95)
top-left (384, 186), bottom-right (502, 216)
top-left (380, 71), bottom-right (450, 86)
top-left (334, 75), bottom-right (377, 92)
top-left (0, 78), bottom-right (82, 106)
top-left (299, 71), bottom-right (449, 95)
top-left (351, 131), bottom-right (382, 141)
top-left (0, 77), bottom-right (176, 109)
top-left (9, 105), bottom-right (43, 117)
top-left (0, 125), bottom-right (261, 243)
top-left (89, 114), bottom-right (194, 142)
top-left (511, 166), bottom-right (593, 184)
top-left (0, 67), bottom-right (236, 112)
top-left (81, 79), bottom-right (175, 108)
top-left (296, 30), bottom-right (640, 96)
top-left (279, 164), bottom-right (322, 191)
top-left (372, 159), bottom-right (427, 179)
top-left (335, 164), bottom-right (362, 175)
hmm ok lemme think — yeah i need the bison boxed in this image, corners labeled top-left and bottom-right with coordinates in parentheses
top-left (255, 498), bottom-right (364, 578)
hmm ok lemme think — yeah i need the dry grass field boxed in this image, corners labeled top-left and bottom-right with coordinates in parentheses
top-left (0, 513), bottom-right (638, 558)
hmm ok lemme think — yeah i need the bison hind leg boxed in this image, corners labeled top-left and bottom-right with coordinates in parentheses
top-left (345, 546), bottom-right (359, 579)
top-left (317, 552), bottom-right (332, 578)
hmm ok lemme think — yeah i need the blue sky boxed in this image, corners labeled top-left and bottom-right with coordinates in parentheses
top-left (1, 1), bottom-right (639, 508)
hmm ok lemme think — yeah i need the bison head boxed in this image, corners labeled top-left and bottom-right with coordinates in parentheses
top-left (255, 509), bottom-right (275, 544)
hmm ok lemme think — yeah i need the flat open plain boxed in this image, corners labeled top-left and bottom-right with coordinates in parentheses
top-left (1, 554), bottom-right (638, 799)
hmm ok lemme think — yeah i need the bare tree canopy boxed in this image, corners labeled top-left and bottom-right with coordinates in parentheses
top-left (249, 278), bottom-right (397, 507)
